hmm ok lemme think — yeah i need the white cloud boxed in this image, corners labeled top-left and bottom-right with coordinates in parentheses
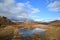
top-left (47, 1), bottom-right (60, 12)
top-left (0, 0), bottom-right (40, 21)
top-left (33, 17), bottom-right (60, 22)
top-left (31, 8), bottom-right (40, 13)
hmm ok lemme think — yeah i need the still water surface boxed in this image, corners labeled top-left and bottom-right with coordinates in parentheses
top-left (18, 28), bottom-right (46, 37)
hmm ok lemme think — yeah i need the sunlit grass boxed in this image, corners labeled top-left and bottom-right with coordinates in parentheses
top-left (45, 26), bottom-right (60, 40)
top-left (0, 26), bottom-right (14, 37)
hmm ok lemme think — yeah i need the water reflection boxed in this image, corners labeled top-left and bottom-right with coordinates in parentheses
top-left (18, 28), bottom-right (45, 37)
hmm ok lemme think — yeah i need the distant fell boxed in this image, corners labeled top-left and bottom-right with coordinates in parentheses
top-left (48, 20), bottom-right (60, 27)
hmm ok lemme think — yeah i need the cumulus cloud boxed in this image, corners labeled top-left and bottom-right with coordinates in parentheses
top-left (47, 0), bottom-right (60, 13)
top-left (0, 0), bottom-right (40, 21)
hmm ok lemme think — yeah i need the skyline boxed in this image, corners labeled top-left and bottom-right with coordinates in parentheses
top-left (0, 0), bottom-right (60, 22)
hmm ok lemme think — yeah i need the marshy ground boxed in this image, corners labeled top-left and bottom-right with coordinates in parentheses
top-left (0, 24), bottom-right (60, 40)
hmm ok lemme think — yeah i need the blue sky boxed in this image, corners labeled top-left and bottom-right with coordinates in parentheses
top-left (0, 0), bottom-right (60, 22)
top-left (16, 0), bottom-right (60, 22)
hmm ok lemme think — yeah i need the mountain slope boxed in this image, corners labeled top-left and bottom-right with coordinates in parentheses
top-left (0, 16), bottom-right (15, 28)
top-left (48, 20), bottom-right (60, 27)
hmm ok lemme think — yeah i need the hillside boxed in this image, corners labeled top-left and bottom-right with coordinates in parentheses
top-left (0, 16), bottom-right (17, 28)
top-left (0, 16), bottom-right (12, 25)
top-left (48, 20), bottom-right (60, 27)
